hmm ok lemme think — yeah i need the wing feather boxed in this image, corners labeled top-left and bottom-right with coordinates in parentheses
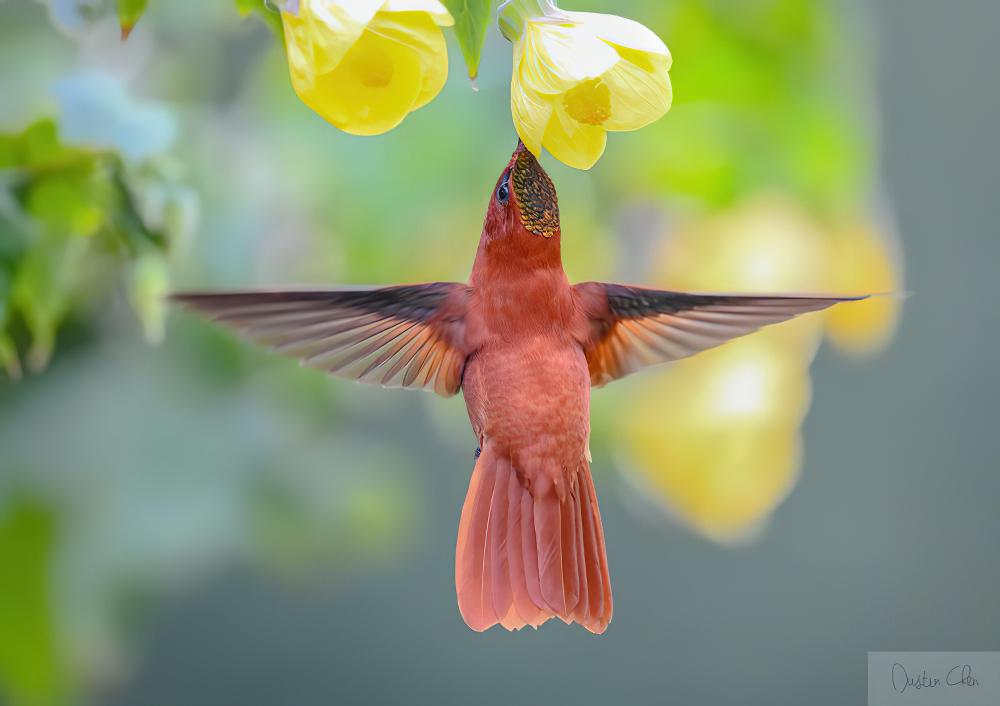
top-left (172, 284), bottom-right (471, 396)
top-left (574, 282), bottom-right (867, 386)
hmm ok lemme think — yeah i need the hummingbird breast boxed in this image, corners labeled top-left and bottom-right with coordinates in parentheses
top-left (462, 271), bottom-right (591, 491)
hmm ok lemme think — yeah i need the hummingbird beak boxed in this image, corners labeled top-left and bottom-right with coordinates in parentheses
top-left (509, 139), bottom-right (530, 171)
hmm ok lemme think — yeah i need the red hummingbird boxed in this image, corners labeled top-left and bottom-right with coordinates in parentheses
top-left (173, 142), bottom-right (865, 634)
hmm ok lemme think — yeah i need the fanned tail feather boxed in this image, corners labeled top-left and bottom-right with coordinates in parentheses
top-left (456, 445), bottom-right (612, 633)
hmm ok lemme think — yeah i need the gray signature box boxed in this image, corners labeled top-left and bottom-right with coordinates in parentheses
top-left (869, 652), bottom-right (1000, 705)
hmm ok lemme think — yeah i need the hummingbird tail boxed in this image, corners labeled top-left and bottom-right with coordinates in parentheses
top-left (455, 445), bottom-right (612, 633)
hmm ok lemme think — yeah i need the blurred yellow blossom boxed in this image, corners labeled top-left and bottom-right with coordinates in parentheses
top-left (617, 196), bottom-right (859, 542)
top-left (620, 338), bottom-right (810, 544)
top-left (656, 195), bottom-right (835, 354)
top-left (499, 0), bottom-right (672, 169)
top-left (614, 197), bottom-right (904, 542)
top-left (825, 220), bottom-right (903, 355)
top-left (280, 0), bottom-right (453, 136)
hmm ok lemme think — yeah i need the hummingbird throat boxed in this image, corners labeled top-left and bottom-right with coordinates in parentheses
top-left (512, 150), bottom-right (560, 238)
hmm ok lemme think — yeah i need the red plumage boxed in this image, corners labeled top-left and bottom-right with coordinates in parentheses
top-left (457, 148), bottom-right (611, 630)
top-left (172, 142), bottom-right (866, 634)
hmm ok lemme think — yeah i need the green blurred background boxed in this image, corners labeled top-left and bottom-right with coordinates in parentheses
top-left (0, 1), bottom-right (997, 705)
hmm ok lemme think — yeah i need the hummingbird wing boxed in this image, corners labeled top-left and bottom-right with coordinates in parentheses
top-left (172, 283), bottom-right (471, 396)
top-left (573, 282), bottom-right (867, 387)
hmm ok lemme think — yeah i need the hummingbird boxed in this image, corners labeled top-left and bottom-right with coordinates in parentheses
top-left (173, 142), bottom-right (865, 634)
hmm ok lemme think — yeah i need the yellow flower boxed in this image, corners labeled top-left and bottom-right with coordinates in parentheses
top-left (825, 220), bottom-right (903, 356)
top-left (280, 0), bottom-right (453, 136)
top-left (655, 195), bottom-right (835, 353)
top-left (619, 339), bottom-right (810, 544)
top-left (499, 0), bottom-right (672, 169)
top-left (612, 197), bottom-right (903, 543)
top-left (614, 197), bottom-right (834, 542)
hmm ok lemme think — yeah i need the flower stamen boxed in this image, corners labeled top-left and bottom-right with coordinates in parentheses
top-left (563, 79), bottom-right (612, 126)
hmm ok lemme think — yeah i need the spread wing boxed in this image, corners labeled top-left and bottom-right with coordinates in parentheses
top-left (574, 282), bottom-right (867, 387)
top-left (172, 283), bottom-right (471, 396)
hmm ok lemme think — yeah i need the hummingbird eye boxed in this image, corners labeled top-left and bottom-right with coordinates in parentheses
top-left (496, 173), bottom-right (510, 205)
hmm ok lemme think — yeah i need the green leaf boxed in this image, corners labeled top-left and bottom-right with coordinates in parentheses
top-left (0, 120), bottom-right (72, 169)
top-left (116, 0), bottom-right (149, 39)
top-left (234, 0), bottom-right (259, 15)
top-left (12, 234), bottom-right (88, 372)
top-left (0, 500), bottom-right (64, 703)
top-left (0, 335), bottom-right (20, 379)
top-left (0, 265), bottom-right (19, 379)
top-left (0, 107), bottom-right (192, 374)
top-left (128, 252), bottom-right (169, 345)
top-left (442, 0), bottom-right (493, 79)
top-left (24, 174), bottom-right (104, 238)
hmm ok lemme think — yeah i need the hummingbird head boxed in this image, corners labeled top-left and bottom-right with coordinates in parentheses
top-left (486, 141), bottom-right (561, 241)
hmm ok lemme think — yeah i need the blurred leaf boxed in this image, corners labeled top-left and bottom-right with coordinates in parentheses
top-left (0, 253), bottom-right (20, 378)
top-left (0, 120), bottom-right (75, 169)
top-left (442, 0), bottom-right (492, 79)
top-left (0, 500), bottom-right (64, 704)
top-left (778, 96), bottom-right (869, 214)
top-left (116, 0), bottom-right (148, 39)
top-left (610, 0), bottom-right (868, 213)
top-left (0, 335), bottom-right (21, 379)
top-left (24, 174), bottom-right (104, 237)
top-left (12, 234), bottom-right (88, 372)
top-left (128, 251), bottom-right (169, 344)
top-left (234, 0), bottom-right (260, 14)
top-left (0, 94), bottom-right (191, 376)
top-left (248, 454), bottom-right (416, 573)
top-left (0, 137), bottom-right (16, 169)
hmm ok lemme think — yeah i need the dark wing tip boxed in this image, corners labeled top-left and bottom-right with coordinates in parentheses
top-left (168, 292), bottom-right (219, 312)
top-left (168, 292), bottom-right (210, 305)
top-left (167, 291), bottom-right (264, 314)
top-left (168, 289), bottom-right (368, 310)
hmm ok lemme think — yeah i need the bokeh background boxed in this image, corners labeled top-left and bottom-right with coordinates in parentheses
top-left (0, 0), bottom-right (997, 705)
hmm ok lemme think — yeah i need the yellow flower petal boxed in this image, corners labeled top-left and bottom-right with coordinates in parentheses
top-left (519, 19), bottom-right (618, 94)
top-left (510, 65), bottom-right (554, 154)
top-left (282, 0), bottom-right (451, 135)
top-left (601, 54), bottom-right (672, 131)
top-left (541, 103), bottom-right (607, 169)
top-left (371, 9), bottom-right (449, 110)
top-left (295, 25), bottom-right (424, 135)
top-left (283, 0), bottom-right (381, 78)
top-left (506, 7), bottom-right (672, 168)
